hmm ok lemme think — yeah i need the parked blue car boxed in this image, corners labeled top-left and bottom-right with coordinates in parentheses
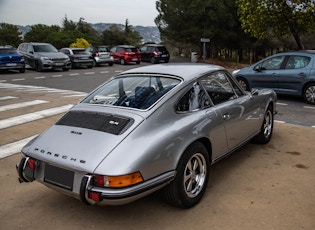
top-left (233, 51), bottom-right (315, 104)
top-left (0, 46), bottom-right (25, 73)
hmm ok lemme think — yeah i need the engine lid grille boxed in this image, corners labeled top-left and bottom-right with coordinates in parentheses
top-left (56, 111), bottom-right (134, 135)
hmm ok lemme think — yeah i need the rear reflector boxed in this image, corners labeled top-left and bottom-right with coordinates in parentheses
top-left (27, 158), bottom-right (37, 169)
top-left (88, 191), bottom-right (101, 201)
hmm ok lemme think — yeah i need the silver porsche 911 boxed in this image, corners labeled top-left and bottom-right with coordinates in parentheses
top-left (16, 63), bottom-right (277, 208)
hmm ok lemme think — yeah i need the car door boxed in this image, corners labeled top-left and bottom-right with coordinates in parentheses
top-left (249, 55), bottom-right (286, 90)
top-left (200, 71), bottom-right (262, 151)
top-left (276, 54), bottom-right (312, 95)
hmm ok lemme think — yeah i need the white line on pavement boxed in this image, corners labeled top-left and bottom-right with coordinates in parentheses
top-left (0, 96), bottom-right (18, 101)
top-left (0, 104), bottom-right (73, 130)
top-left (0, 135), bottom-right (38, 159)
top-left (0, 100), bottom-right (48, 112)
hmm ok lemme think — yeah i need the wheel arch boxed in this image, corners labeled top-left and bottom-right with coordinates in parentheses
top-left (302, 81), bottom-right (315, 96)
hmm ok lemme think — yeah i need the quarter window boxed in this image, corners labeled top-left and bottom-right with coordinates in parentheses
top-left (177, 82), bottom-right (211, 112)
top-left (285, 55), bottom-right (311, 69)
top-left (200, 72), bottom-right (239, 105)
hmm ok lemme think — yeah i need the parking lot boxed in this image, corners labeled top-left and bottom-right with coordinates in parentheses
top-left (0, 64), bottom-right (314, 229)
top-left (1, 122), bottom-right (314, 229)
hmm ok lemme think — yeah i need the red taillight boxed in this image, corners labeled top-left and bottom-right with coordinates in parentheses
top-left (94, 175), bottom-right (105, 186)
top-left (27, 158), bottom-right (37, 169)
top-left (94, 52), bottom-right (99, 57)
top-left (88, 191), bottom-right (100, 201)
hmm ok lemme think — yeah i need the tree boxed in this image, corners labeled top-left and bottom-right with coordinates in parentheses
top-left (23, 24), bottom-right (61, 43)
top-left (101, 21), bottom-right (142, 47)
top-left (0, 23), bottom-right (22, 47)
top-left (236, 0), bottom-right (315, 50)
top-left (155, 0), bottom-right (248, 58)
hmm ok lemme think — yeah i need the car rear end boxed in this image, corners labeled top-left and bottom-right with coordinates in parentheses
top-left (154, 46), bottom-right (170, 63)
top-left (93, 46), bottom-right (114, 66)
top-left (71, 49), bottom-right (93, 68)
top-left (0, 47), bottom-right (25, 72)
top-left (123, 47), bottom-right (141, 64)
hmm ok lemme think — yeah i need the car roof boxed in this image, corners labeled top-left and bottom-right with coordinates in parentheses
top-left (144, 44), bottom-right (165, 47)
top-left (273, 50), bottom-right (315, 56)
top-left (117, 45), bottom-right (135, 48)
top-left (117, 63), bottom-right (224, 82)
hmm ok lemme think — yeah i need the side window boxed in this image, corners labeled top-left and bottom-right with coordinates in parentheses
top-left (27, 44), bottom-right (33, 53)
top-left (260, 56), bottom-right (285, 70)
top-left (200, 72), bottom-right (238, 105)
top-left (285, 55), bottom-right (311, 69)
top-left (176, 82), bottom-right (211, 112)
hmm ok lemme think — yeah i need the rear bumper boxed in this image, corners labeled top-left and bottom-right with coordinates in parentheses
top-left (80, 171), bottom-right (175, 206)
top-left (16, 156), bottom-right (175, 206)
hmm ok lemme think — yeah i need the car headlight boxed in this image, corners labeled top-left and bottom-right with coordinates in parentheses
top-left (41, 57), bottom-right (51, 61)
top-left (93, 172), bottom-right (143, 188)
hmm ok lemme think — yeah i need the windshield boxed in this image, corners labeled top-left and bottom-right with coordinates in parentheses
top-left (81, 75), bottom-right (181, 110)
top-left (33, 44), bottom-right (58, 52)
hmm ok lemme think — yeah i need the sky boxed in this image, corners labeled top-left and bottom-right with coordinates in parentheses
top-left (0, 0), bottom-right (159, 27)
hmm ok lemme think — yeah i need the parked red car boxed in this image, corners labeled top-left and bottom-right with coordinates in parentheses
top-left (110, 45), bottom-right (141, 65)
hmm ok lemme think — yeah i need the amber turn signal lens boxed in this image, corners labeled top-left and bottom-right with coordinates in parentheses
top-left (94, 172), bottom-right (143, 188)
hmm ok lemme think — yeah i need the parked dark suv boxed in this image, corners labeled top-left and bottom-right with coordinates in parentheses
top-left (17, 42), bottom-right (71, 71)
top-left (85, 45), bottom-right (114, 66)
top-left (140, 44), bottom-right (170, 64)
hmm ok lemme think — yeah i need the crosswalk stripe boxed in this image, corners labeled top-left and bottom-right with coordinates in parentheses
top-left (0, 96), bottom-right (18, 101)
top-left (0, 104), bottom-right (73, 130)
top-left (0, 135), bottom-right (38, 159)
top-left (0, 100), bottom-right (48, 112)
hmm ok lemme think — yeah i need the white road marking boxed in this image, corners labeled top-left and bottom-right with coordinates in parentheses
top-left (52, 75), bottom-right (62, 78)
top-left (0, 100), bottom-right (48, 112)
top-left (69, 73), bottom-right (79, 76)
top-left (12, 78), bottom-right (25, 81)
top-left (84, 72), bottom-right (95, 75)
top-left (0, 96), bottom-right (18, 101)
top-left (276, 102), bottom-right (288, 106)
top-left (0, 104), bottom-right (73, 130)
top-left (34, 76), bottom-right (45, 79)
top-left (304, 106), bottom-right (315, 110)
top-left (0, 135), bottom-right (38, 159)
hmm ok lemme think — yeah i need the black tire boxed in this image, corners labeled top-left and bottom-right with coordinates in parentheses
top-left (108, 62), bottom-right (114, 66)
top-left (120, 58), bottom-right (125, 65)
top-left (136, 61), bottom-right (140, 64)
top-left (93, 59), bottom-right (99, 67)
top-left (35, 60), bottom-right (43, 72)
top-left (19, 68), bottom-right (25, 73)
top-left (253, 105), bottom-right (273, 144)
top-left (303, 83), bottom-right (315, 105)
top-left (150, 57), bottom-right (157, 64)
top-left (163, 142), bottom-right (210, 208)
top-left (62, 68), bottom-right (69, 71)
top-left (237, 77), bottom-right (249, 91)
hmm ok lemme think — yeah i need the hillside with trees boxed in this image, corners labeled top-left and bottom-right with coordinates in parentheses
top-left (1, 0), bottom-right (314, 64)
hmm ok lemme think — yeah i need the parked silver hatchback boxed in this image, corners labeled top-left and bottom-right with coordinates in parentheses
top-left (17, 42), bottom-right (71, 71)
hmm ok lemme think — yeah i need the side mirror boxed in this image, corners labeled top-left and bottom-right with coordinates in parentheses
top-left (254, 66), bottom-right (261, 72)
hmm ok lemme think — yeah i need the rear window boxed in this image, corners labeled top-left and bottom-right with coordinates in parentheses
top-left (156, 46), bottom-right (167, 52)
top-left (125, 48), bottom-right (137, 52)
top-left (73, 50), bottom-right (89, 55)
top-left (81, 75), bottom-right (181, 110)
top-left (98, 47), bottom-right (109, 52)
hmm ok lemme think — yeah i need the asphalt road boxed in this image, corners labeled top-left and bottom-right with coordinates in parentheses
top-left (0, 61), bottom-right (314, 229)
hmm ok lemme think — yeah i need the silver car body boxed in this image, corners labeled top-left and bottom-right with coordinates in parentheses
top-left (17, 63), bottom-right (277, 207)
